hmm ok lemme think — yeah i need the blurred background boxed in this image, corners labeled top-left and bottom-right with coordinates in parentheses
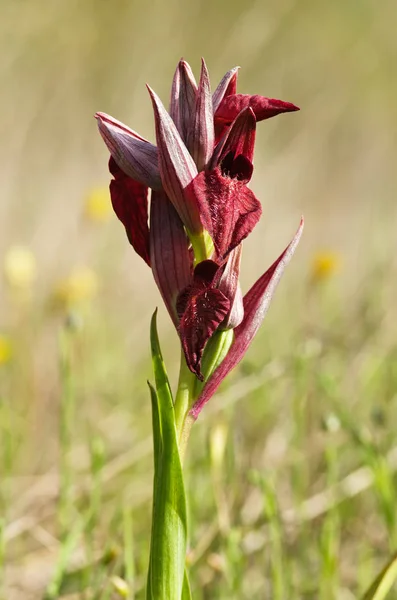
top-left (1, 1), bottom-right (397, 598)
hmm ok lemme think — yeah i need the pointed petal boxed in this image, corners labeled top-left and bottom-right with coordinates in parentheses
top-left (150, 191), bottom-right (192, 326)
top-left (214, 94), bottom-right (300, 126)
top-left (210, 107), bottom-right (256, 179)
top-left (95, 112), bottom-right (161, 190)
top-left (179, 287), bottom-right (230, 380)
top-left (169, 59), bottom-right (198, 142)
top-left (109, 158), bottom-right (150, 265)
top-left (187, 58), bottom-right (214, 171)
top-left (147, 86), bottom-right (202, 235)
top-left (190, 218), bottom-right (304, 418)
top-left (169, 60), bottom-right (182, 126)
top-left (212, 66), bottom-right (239, 113)
top-left (218, 244), bottom-right (244, 329)
top-left (188, 167), bottom-right (262, 260)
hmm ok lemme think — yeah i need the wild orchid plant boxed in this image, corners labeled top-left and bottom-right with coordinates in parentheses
top-left (96, 58), bottom-right (303, 600)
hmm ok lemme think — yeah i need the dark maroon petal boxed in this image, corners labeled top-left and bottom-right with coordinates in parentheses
top-left (147, 85), bottom-right (203, 235)
top-left (188, 167), bottom-right (262, 260)
top-left (212, 67), bottom-right (239, 113)
top-left (218, 244), bottom-right (244, 329)
top-left (150, 191), bottom-right (192, 326)
top-left (210, 107), bottom-right (256, 179)
top-left (179, 287), bottom-right (230, 380)
top-left (190, 218), bottom-right (304, 419)
top-left (96, 112), bottom-right (161, 190)
top-left (187, 58), bottom-right (214, 171)
top-left (177, 259), bottom-right (220, 318)
top-left (214, 94), bottom-right (299, 126)
top-left (109, 157), bottom-right (150, 266)
top-left (169, 59), bottom-right (198, 143)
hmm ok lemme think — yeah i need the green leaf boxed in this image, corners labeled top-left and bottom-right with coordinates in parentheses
top-left (182, 568), bottom-right (193, 600)
top-left (146, 310), bottom-right (189, 600)
top-left (362, 551), bottom-right (397, 600)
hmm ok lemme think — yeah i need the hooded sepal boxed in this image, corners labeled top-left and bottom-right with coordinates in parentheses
top-left (109, 157), bottom-right (151, 266)
top-left (212, 66), bottom-right (239, 114)
top-left (169, 59), bottom-right (198, 143)
top-left (150, 191), bottom-right (192, 327)
top-left (177, 260), bottom-right (230, 380)
top-left (190, 217), bottom-right (304, 419)
top-left (188, 167), bottom-right (262, 260)
top-left (214, 94), bottom-right (299, 126)
top-left (147, 85), bottom-right (203, 236)
top-left (187, 58), bottom-right (214, 171)
top-left (210, 106), bottom-right (256, 181)
top-left (218, 244), bottom-right (244, 329)
top-left (96, 112), bottom-right (161, 190)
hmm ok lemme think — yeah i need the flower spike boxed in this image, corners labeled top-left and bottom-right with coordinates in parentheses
top-left (190, 218), bottom-right (304, 419)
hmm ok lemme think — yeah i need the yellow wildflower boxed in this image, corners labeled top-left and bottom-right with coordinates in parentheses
top-left (0, 334), bottom-right (12, 364)
top-left (3, 245), bottom-right (37, 290)
top-left (53, 266), bottom-right (99, 310)
top-left (84, 187), bottom-right (111, 222)
top-left (311, 251), bottom-right (341, 283)
top-left (110, 576), bottom-right (130, 598)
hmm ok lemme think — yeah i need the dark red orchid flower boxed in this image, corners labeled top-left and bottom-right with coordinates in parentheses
top-left (95, 58), bottom-right (302, 406)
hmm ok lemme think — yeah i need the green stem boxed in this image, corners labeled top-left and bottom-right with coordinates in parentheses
top-left (174, 350), bottom-right (196, 442)
top-left (189, 229), bottom-right (214, 265)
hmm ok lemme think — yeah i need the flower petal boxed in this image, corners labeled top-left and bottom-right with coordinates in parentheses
top-left (212, 66), bottom-right (239, 113)
top-left (218, 244), bottom-right (244, 329)
top-left (188, 167), bottom-right (262, 260)
top-left (210, 107), bottom-right (256, 180)
top-left (190, 218), bottom-right (304, 418)
top-left (96, 112), bottom-right (161, 190)
top-left (169, 59), bottom-right (198, 143)
top-left (147, 85), bottom-right (202, 235)
top-left (150, 191), bottom-right (192, 326)
top-left (187, 58), bottom-right (214, 171)
top-left (179, 287), bottom-right (230, 380)
top-left (109, 158), bottom-right (151, 266)
top-left (214, 94), bottom-right (300, 126)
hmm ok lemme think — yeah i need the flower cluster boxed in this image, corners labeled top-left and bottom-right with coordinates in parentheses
top-left (96, 58), bottom-right (303, 418)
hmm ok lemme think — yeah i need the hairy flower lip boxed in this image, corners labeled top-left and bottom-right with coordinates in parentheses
top-left (95, 112), bottom-right (161, 190)
top-left (187, 166), bottom-right (262, 261)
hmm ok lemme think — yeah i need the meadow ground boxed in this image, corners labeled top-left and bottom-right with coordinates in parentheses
top-left (1, 1), bottom-right (397, 598)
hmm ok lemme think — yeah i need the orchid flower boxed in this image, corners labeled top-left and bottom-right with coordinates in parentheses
top-left (95, 58), bottom-right (302, 600)
top-left (96, 58), bottom-right (301, 398)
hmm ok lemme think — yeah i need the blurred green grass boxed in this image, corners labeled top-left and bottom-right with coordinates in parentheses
top-left (1, 0), bottom-right (397, 598)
